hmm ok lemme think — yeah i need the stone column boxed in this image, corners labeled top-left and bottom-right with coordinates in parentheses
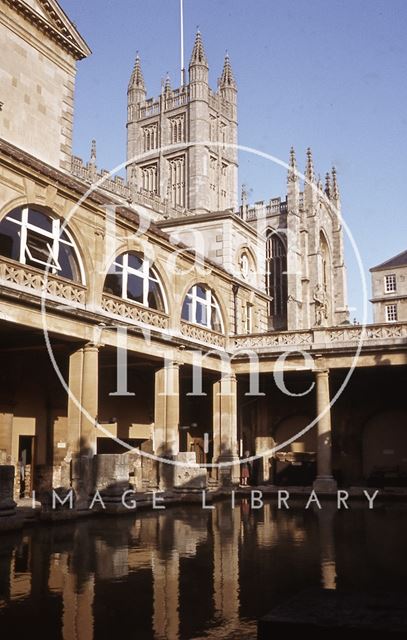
top-left (212, 374), bottom-right (239, 485)
top-left (80, 343), bottom-right (99, 456)
top-left (313, 369), bottom-right (337, 492)
top-left (68, 344), bottom-right (98, 508)
top-left (67, 347), bottom-right (83, 459)
top-left (0, 466), bottom-right (18, 530)
top-left (0, 408), bottom-right (14, 464)
top-left (255, 397), bottom-right (274, 484)
top-left (154, 361), bottom-right (180, 489)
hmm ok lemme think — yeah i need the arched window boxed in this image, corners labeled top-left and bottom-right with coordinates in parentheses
top-left (266, 231), bottom-right (287, 330)
top-left (0, 206), bottom-right (84, 283)
top-left (181, 284), bottom-right (223, 333)
top-left (104, 252), bottom-right (166, 312)
top-left (319, 231), bottom-right (331, 294)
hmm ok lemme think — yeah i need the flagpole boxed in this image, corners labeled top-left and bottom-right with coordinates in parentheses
top-left (180, 0), bottom-right (185, 86)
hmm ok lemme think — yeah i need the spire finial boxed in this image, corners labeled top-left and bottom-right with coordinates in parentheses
top-left (219, 50), bottom-right (236, 88)
top-left (164, 72), bottom-right (171, 93)
top-left (288, 146), bottom-right (297, 182)
top-left (325, 171), bottom-right (332, 198)
top-left (128, 52), bottom-right (145, 91)
top-left (189, 28), bottom-right (208, 67)
top-left (332, 166), bottom-right (339, 200)
top-left (305, 147), bottom-right (314, 182)
top-left (90, 139), bottom-right (96, 164)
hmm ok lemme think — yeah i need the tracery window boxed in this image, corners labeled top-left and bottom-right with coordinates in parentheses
top-left (141, 164), bottom-right (158, 194)
top-left (168, 156), bottom-right (185, 207)
top-left (0, 206), bottom-right (84, 282)
top-left (143, 124), bottom-right (158, 151)
top-left (170, 115), bottom-right (185, 144)
top-left (266, 232), bottom-right (287, 330)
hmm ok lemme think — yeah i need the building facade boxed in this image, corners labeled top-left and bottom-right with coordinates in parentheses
top-left (0, 0), bottom-right (406, 504)
top-left (370, 250), bottom-right (407, 323)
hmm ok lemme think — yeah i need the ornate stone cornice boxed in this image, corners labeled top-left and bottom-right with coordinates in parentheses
top-left (3, 0), bottom-right (91, 60)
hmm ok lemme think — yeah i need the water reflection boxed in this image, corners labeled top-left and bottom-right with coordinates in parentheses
top-left (0, 500), bottom-right (407, 639)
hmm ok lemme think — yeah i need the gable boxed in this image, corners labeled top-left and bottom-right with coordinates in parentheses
top-left (371, 250), bottom-right (407, 272)
top-left (3, 0), bottom-right (91, 59)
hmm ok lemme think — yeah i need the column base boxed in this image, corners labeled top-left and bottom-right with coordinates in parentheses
top-left (313, 476), bottom-right (338, 493)
top-left (218, 455), bottom-right (240, 486)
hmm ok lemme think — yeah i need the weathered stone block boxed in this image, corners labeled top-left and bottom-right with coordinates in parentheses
top-left (93, 454), bottom-right (130, 500)
top-left (174, 452), bottom-right (207, 490)
top-left (0, 465), bottom-right (16, 515)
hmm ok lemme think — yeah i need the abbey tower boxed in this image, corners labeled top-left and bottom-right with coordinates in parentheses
top-left (126, 31), bottom-right (238, 214)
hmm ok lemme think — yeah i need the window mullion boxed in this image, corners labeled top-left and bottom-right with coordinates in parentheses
top-left (191, 286), bottom-right (197, 323)
top-left (206, 289), bottom-right (211, 328)
top-left (51, 219), bottom-right (60, 275)
top-left (20, 207), bottom-right (28, 264)
top-left (143, 259), bottom-right (149, 306)
top-left (122, 254), bottom-right (128, 299)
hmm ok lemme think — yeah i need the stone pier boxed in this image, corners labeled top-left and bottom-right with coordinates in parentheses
top-left (0, 465), bottom-right (21, 531)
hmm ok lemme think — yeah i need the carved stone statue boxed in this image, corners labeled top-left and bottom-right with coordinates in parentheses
top-left (314, 283), bottom-right (329, 326)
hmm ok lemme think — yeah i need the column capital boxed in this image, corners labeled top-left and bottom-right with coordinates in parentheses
top-left (315, 368), bottom-right (330, 377)
top-left (84, 342), bottom-right (100, 352)
top-left (221, 372), bottom-right (237, 382)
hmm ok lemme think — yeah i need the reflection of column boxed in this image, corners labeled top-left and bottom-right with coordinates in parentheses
top-left (81, 343), bottom-right (99, 455)
top-left (316, 504), bottom-right (337, 590)
top-left (213, 503), bottom-right (240, 628)
top-left (313, 369), bottom-right (337, 492)
top-left (154, 362), bottom-right (180, 457)
top-left (255, 397), bottom-right (274, 483)
top-left (152, 550), bottom-right (180, 640)
top-left (213, 374), bottom-right (239, 484)
top-left (48, 553), bottom-right (95, 640)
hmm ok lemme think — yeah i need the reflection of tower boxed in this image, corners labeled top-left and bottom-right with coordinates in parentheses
top-left (316, 503), bottom-right (337, 589)
top-left (212, 502), bottom-right (240, 629)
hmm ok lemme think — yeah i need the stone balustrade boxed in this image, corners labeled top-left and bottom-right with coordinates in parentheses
top-left (180, 320), bottom-right (226, 349)
top-left (101, 293), bottom-right (170, 330)
top-left (233, 322), bottom-right (407, 352)
top-left (0, 257), bottom-right (86, 306)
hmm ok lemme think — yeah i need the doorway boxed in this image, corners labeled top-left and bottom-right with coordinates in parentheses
top-left (18, 435), bottom-right (35, 498)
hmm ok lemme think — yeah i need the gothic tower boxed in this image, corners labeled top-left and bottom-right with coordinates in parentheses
top-left (126, 31), bottom-right (238, 213)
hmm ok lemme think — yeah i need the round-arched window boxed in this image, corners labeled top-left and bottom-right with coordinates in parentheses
top-left (181, 284), bottom-right (223, 332)
top-left (0, 206), bottom-right (84, 283)
top-left (104, 252), bottom-right (166, 312)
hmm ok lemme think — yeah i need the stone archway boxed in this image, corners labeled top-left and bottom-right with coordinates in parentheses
top-left (362, 410), bottom-right (407, 486)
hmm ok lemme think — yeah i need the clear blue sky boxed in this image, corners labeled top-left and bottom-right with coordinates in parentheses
top-left (62, 0), bottom-right (407, 322)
